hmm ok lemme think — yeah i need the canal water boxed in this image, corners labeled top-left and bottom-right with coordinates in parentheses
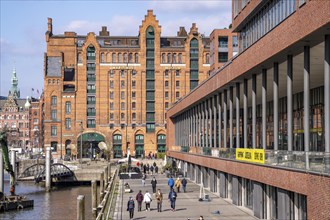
top-left (1, 175), bottom-right (93, 220)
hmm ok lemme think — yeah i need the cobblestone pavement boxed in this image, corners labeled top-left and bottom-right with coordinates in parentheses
top-left (113, 170), bottom-right (256, 220)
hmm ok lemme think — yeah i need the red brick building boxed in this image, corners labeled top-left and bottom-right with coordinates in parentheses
top-left (167, 0), bottom-right (330, 219)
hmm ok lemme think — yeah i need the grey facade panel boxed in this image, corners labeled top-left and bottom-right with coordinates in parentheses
top-left (47, 57), bottom-right (62, 77)
top-left (220, 172), bottom-right (227, 198)
top-left (253, 182), bottom-right (265, 219)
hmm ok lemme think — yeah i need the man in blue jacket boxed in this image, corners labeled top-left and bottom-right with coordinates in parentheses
top-left (168, 176), bottom-right (174, 189)
top-left (168, 188), bottom-right (177, 211)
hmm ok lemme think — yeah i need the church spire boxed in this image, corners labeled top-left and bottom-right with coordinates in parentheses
top-left (9, 65), bottom-right (20, 99)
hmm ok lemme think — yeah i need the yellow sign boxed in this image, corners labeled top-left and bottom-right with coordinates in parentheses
top-left (110, 66), bottom-right (134, 70)
top-left (236, 148), bottom-right (265, 164)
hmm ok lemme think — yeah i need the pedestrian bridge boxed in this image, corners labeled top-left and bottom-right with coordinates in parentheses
top-left (19, 163), bottom-right (75, 183)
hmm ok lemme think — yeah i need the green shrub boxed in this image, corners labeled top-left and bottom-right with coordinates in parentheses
top-left (119, 164), bottom-right (128, 173)
top-left (157, 153), bottom-right (166, 160)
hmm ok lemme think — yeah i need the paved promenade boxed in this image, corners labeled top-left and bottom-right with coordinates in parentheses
top-left (113, 171), bottom-right (256, 220)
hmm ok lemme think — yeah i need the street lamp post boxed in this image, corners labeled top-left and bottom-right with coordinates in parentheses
top-left (80, 122), bottom-right (83, 164)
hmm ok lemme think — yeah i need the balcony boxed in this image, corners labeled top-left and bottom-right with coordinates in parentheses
top-left (87, 76), bottom-right (96, 82)
top-left (87, 112), bottom-right (96, 116)
top-left (171, 147), bottom-right (330, 175)
top-left (87, 101), bottom-right (96, 105)
top-left (87, 89), bottom-right (96, 94)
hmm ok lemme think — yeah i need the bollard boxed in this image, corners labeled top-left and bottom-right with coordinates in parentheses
top-left (104, 166), bottom-right (108, 187)
top-left (91, 180), bottom-right (97, 217)
top-left (0, 149), bottom-right (4, 193)
top-left (77, 195), bottom-right (85, 220)
top-left (107, 163), bottom-right (111, 181)
top-left (10, 150), bottom-right (16, 179)
top-left (100, 172), bottom-right (104, 201)
top-left (45, 147), bottom-right (51, 192)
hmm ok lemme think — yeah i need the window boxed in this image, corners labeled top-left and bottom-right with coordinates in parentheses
top-left (118, 53), bottom-right (122, 63)
top-left (135, 53), bottom-right (139, 63)
top-left (110, 102), bottom-right (114, 110)
top-left (110, 80), bottom-right (114, 88)
top-left (65, 101), bottom-right (71, 114)
top-left (173, 53), bottom-right (177, 64)
top-left (128, 53), bottom-right (133, 63)
top-left (112, 53), bottom-right (116, 63)
top-left (51, 110), bottom-right (57, 120)
top-left (110, 92), bottom-right (114, 99)
top-left (109, 70), bottom-right (114, 78)
top-left (51, 96), bottom-right (57, 106)
top-left (218, 36), bottom-right (228, 48)
top-left (121, 70), bottom-right (125, 78)
top-left (178, 53), bottom-right (182, 64)
top-left (132, 102), bottom-right (136, 110)
top-left (132, 70), bottom-right (136, 78)
top-left (19, 122), bottom-right (23, 128)
top-left (165, 92), bottom-right (169, 100)
top-left (162, 53), bottom-right (166, 63)
top-left (176, 81), bottom-right (180, 89)
top-left (124, 53), bottom-right (128, 63)
top-left (121, 91), bottom-right (125, 100)
top-left (34, 118), bottom-right (38, 124)
top-left (146, 123), bottom-right (155, 132)
top-left (205, 53), bottom-right (210, 64)
top-left (218, 52), bottom-right (228, 62)
top-left (121, 102), bottom-right (125, 110)
top-left (51, 126), bottom-right (57, 136)
top-left (165, 81), bottom-right (169, 89)
top-left (165, 102), bottom-right (169, 109)
top-left (132, 113), bottom-right (136, 121)
top-left (51, 142), bottom-right (57, 152)
top-left (110, 113), bottom-right (114, 120)
top-left (65, 118), bottom-right (71, 130)
top-left (132, 92), bottom-right (136, 99)
top-left (132, 80), bottom-right (136, 89)
top-left (101, 53), bottom-right (105, 62)
top-left (176, 92), bottom-right (180, 98)
top-left (87, 46), bottom-right (95, 60)
top-left (87, 119), bottom-right (96, 128)
top-left (167, 53), bottom-right (171, 63)
top-left (176, 70), bottom-right (180, 77)
top-left (78, 53), bottom-right (82, 63)
top-left (121, 80), bottom-right (125, 88)
top-left (121, 113), bottom-right (125, 120)
top-left (165, 70), bottom-right (169, 78)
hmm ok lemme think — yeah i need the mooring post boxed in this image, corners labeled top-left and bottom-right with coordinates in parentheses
top-left (104, 166), bottom-right (108, 187)
top-left (107, 163), bottom-right (111, 181)
top-left (100, 172), bottom-right (104, 201)
top-left (77, 195), bottom-right (85, 220)
top-left (45, 147), bottom-right (51, 192)
top-left (0, 149), bottom-right (4, 193)
top-left (92, 180), bottom-right (97, 217)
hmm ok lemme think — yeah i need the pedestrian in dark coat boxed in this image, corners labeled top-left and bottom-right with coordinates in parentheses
top-left (146, 164), bottom-right (150, 174)
top-left (153, 161), bottom-right (156, 167)
top-left (150, 165), bottom-right (154, 175)
top-left (155, 166), bottom-right (159, 174)
top-left (168, 188), bottom-right (177, 211)
top-left (135, 190), bottom-right (144, 212)
top-left (151, 176), bottom-right (157, 193)
top-left (143, 164), bottom-right (147, 174)
top-left (181, 177), bottom-right (187, 193)
top-left (127, 196), bottom-right (135, 219)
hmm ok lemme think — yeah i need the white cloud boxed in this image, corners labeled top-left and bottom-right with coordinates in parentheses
top-left (59, 20), bottom-right (102, 35)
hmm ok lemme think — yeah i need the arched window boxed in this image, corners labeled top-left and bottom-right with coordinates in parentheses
top-left (78, 53), bottom-right (82, 63)
top-left (167, 53), bottom-right (171, 63)
top-left (157, 134), bottom-right (166, 153)
top-left (178, 53), bottom-right (182, 64)
top-left (161, 53), bottom-right (166, 63)
top-left (112, 53), bottom-right (116, 63)
top-left (123, 53), bottom-right (128, 63)
top-left (135, 53), bottom-right (139, 63)
top-left (87, 46), bottom-right (95, 61)
top-left (121, 113), bottom-right (125, 120)
top-left (128, 53), bottom-right (133, 63)
top-left (206, 53), bottom-right (210, 64)
top-left (132, 113), bottom-right (136, 120)
top-left (173, 53), bottom-right (177, 64)
top-left (118, 53), bottom-right (122, 63)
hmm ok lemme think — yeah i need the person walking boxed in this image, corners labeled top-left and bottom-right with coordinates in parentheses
top-left (155, 166), bottom-right (159, 174)
top-left (143, 164), bottom-right (147, 174)
top-left (181, 177), bottom-right (187, 193)
top-left (141, 174), bottom-right (146, 187)
top-left (175, 177), bottom-right (181, 193)
top-left (168, 176), bottom-right (174, 189)
top-left (155, 188), bottom-right (163, 212)
top-left (168, 188), bottom-right (177, 211)
top-left (150, 165), bottom-right (154, 175)
top-left (143, 190), bottom-right (152, 211)
top-left (127, 196), bottom-right (135, 219)
top-left (135, 190), bottom-right (144, 212)
top-left (151, 176), bottom-right (157, 193)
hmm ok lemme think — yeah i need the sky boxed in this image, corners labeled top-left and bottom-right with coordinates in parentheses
top-left (0, 0), bottom-right (232, 98)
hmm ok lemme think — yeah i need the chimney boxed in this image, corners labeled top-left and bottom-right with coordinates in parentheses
top-left (99, 26), bottom-right (110, 36)
top-left (177, 27), bottom-right (187, 37)
top-left (47, 18), bottom-right (53, 34)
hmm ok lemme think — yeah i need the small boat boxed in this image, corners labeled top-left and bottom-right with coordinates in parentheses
top-left (0, 194), bottom-right (34, 212)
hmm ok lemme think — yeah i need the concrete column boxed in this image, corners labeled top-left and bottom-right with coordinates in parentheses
top-left (0, 149), bottom-right (4, 193)
top-left (273, 63), bottom-right (279, 151)
top-left (252, 74), bottom-right (257, 148)
top-left (325, 35), bottom-right (330, 154)
top-left (304, 46), bottom-right (310, 169)
top-left (224, 90), bottom-right (227, 148)
top-left (213, 96), bottom-right (217, 148)
top-left (205, 100), bottom-right (209, 148)
top-left (201, 103), bottom-right (205, 147)
top-left (107, 163), bottom-right (111, 181)
top-left (100, 172), bottom-right (104, 200)
top-left (209, 98), bottom-right (213, 148)
top-left (287, 55), bottom-right (293, 152)
top-left (236, 83), bottom-right (240, 148)
top-left (92, 180), bottom-right (97, 217)
top-left (230, 86), bottom-right (233, 148)
top-left (262, 69), bottom-right (267, 149)
top-left (77, 195), bottom-right (85, 220)
top-left (45, 147), bottom-right (51, 192)
top-left (244, 79), bottom-right (248, 148)
top-left (198, 104), bottom-right (201, 147)
top-left (218, 93), bottom-right (222, 148)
